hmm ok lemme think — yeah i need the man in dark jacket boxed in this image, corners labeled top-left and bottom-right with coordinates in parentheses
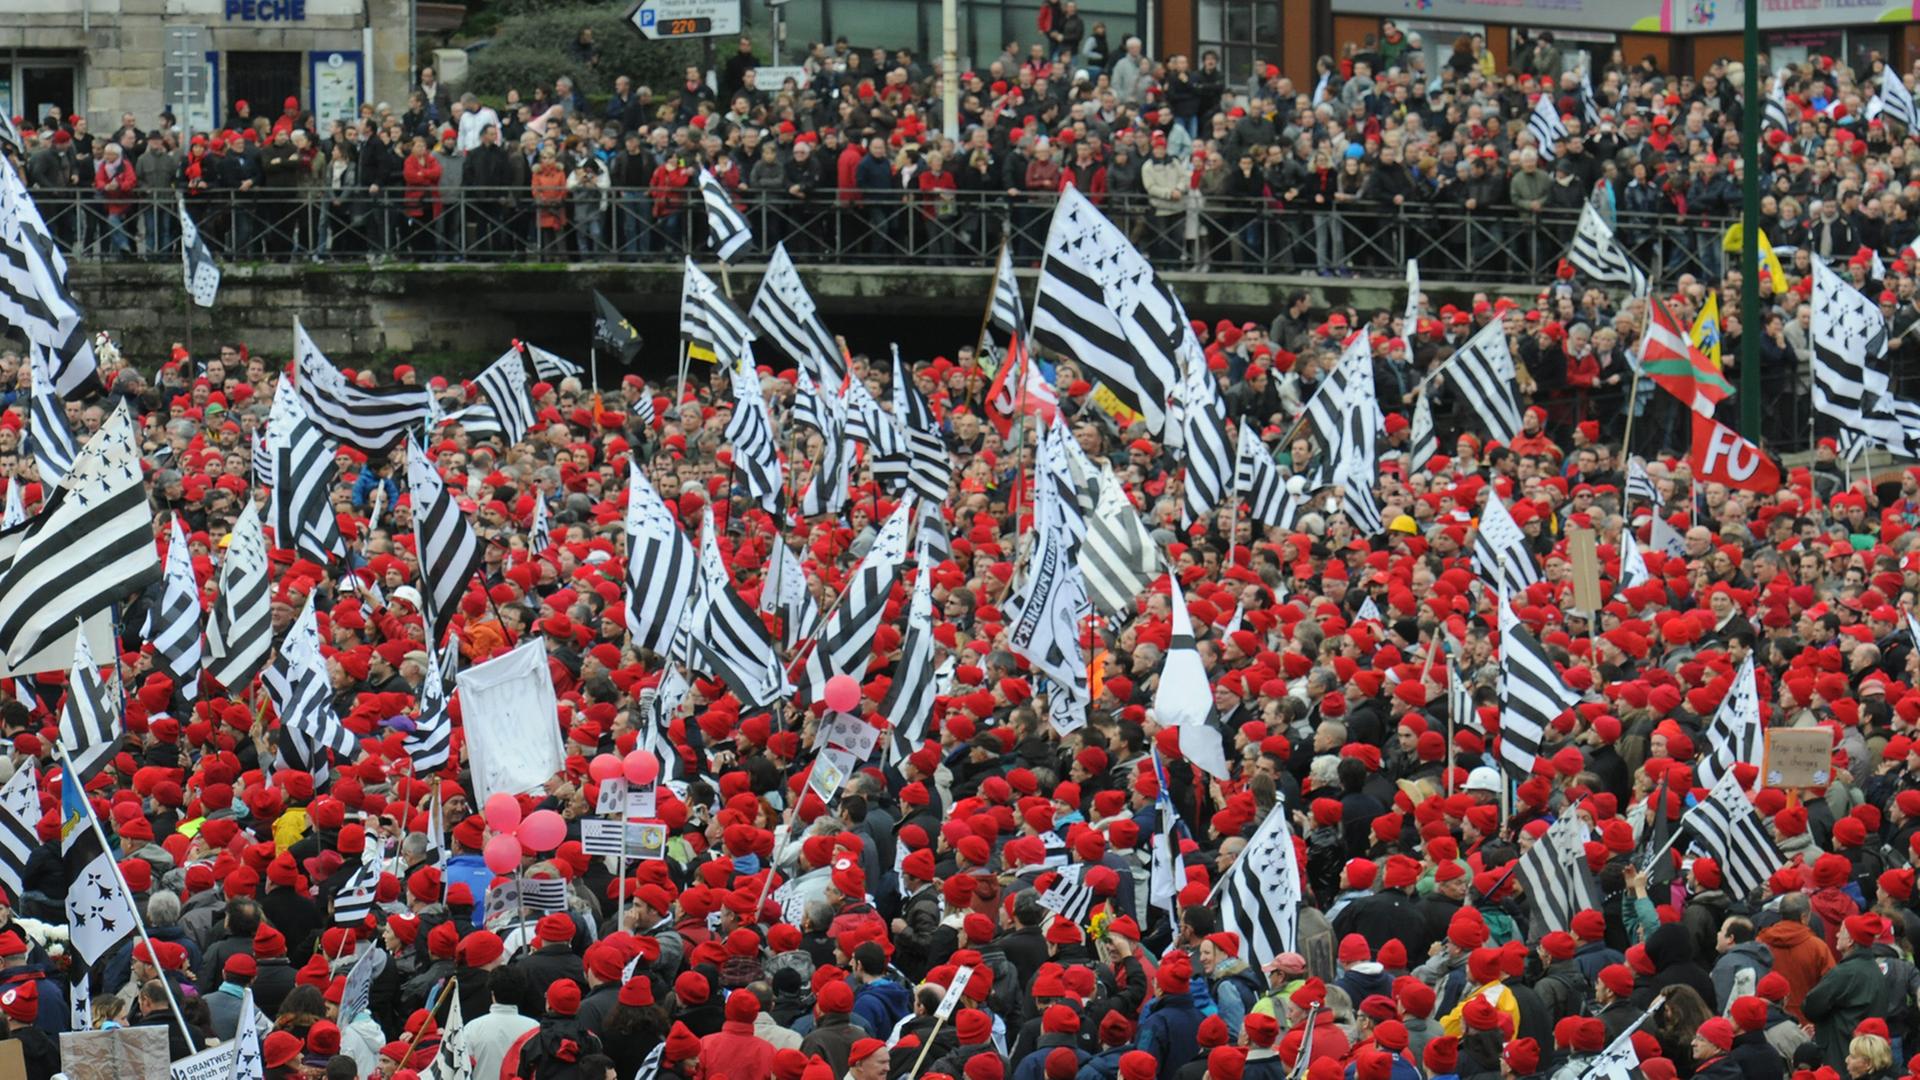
top-left (1333, 856), bottom-right (1422, 956)
top-left (890, 851), bottom-right (942, 982)
top-left (1801, 914), bottom-right (1891, 1070)
top-left (197, 896), bottom-right (260, 995)
top-left (511, 913), bottom-right (586, 1014)
top-left (1135, 959), bottom-right (1201, 1080)
top-left (1723, 997), bottom-right (1785, 1080)
top-left (799, 982), bottom-right (864, 1073)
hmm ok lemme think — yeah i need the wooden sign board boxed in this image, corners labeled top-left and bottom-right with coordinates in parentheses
top-left (1765, 727), bottom-right (1833, 789)
top-left (59, 1026), bottom-right (168, 1080)
top-left (1567, 528), bottom-right (1603, 614)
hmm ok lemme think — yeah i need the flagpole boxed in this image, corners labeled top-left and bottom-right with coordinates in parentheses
top-left (675, 338), bottom-right (689, 417)
top-left (590, 342), bottom-right (599, 396)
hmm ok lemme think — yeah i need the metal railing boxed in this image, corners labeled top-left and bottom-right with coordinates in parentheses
top-left (32, 187), bottom-right (1736, 283)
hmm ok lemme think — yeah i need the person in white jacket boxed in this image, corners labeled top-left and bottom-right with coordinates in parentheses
top-left (459, 966), bottom-right (538, 1080)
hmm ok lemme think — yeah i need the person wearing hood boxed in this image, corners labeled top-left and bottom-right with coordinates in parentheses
top-left (1332, 932), bottom-right (1392, 1013)
top-left (1639, 923), bottom-right (1718, 1011)
top-left (1710, 916), bottom-right (1774, 1009)
top-left (1757, 894), bottom-right (1835, 1019)
top-left (1201, 932), bottom-right (1264, 1040)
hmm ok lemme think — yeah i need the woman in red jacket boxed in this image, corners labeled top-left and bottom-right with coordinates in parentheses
top-left (93, 142), bottom-right (137, 253)
top-left (914, 150), bottom-right (958, 262)
top-left (400, 136), bottom-right (442, 256)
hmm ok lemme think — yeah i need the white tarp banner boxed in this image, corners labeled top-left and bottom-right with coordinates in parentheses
top-left (454, 638), bottom-right (564, 804)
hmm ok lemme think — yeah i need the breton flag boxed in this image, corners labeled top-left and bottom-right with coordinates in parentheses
top-left (0, 772), bottom-right (35, 899)
top-left (1037, 864), bottom-right (1097, 925)
top-left (761, 540), bottom-right (819, 651)
top-left (722, 354), bottom-right (783, 511)
top-left (1513, 811), bottom-right (1601, 935)
top-left (989, 242), bottom-right (1026, 336)
top-left (1006, 484), bottom-right (1092, 733)
top-left (528, 492), bottom-right (551, 555)
top-left (1496, 583), bottom-right (1579, 781)
top-left (1881, 64), bottom-right (1918, 133)
top-left (1329, 391), bottom-right (1386, 538)
top-left (205, 500), bottom-right (272, 689)
top-left (623, 463), bottom-right (697, 657)
top-left (750, 242), bottom-right (844, 387)
top-left (266, 594), bottom-right (359, 770)
top-left (1301, 330), bottom-right (1376, 469)
top-left (0, 163), bottom-right (97, 398)
top-left (591, 289), bottom-right (643, 365)
top-left (332, 858), bottom-right (379, 924)
top-left (0, 764), bottom-right (34, 834)
top-left (1174, 319), bottom-right (1231, 527)
top-left (265, 374), bottom-right (345, 563)
top-left (697, 168), bottom-right (752, 262)
top-left (0, 405), bottom-right (159, 668)
top-left (1234, 424), bottom-right (1298, 530)
top-left (1579, 68), bottom-right (1602, 127)
top-left (1031, 184), bottom-right (1181, 433)
top-left (472, 347), bottom-right (537, 446)
top-left (1617, 526), bottom-right (1649, 592)
top-left (405, 438), bottom-right (486, 647)
top-left (26, 345), bottom-right (77, 485)
top-left (292, 321), bottom-right (436, 452)
top-left (1403, 259), bottom-right (1422, 341)
top-left (1155, 577), bottom-right (1232, 780)
top-left (1763, 73), bottom-right (1791, 137)
top-left (1, 480), bottom-right (20, 530)
top-left (1078, 465), bottom-right (1160, 620)
top-left (1697, 656), bottom-right (1761, 788)
top-left (1810, 259), bottom-right (1920, 455)
top-left (1147, 755), bottom-right (1189, 918)
top-left (1407, 389), bottom-right (1437, 474)
top-left (144, 516), bottom-right (204, 701)
top-left (681, 257), bottom-right (757, 367)
top-left (1449, 660), bottom-right (1477, 736)
top-left (1641, 297), bottom-right (1734, 415)
top-left (795, 502), bottom-right (912, 702)
top-left (1526, 93), bottom-right (1568, 160)
top-left (794, 370), bottom-right (851, 518)
top-left (520, 340), bottom-right (582, 382)
top-left (1212, 801), bottom-right (1302, 965)
top-left (690, 506), bottom-right (788, 710)
top-left (1568, 202), bottom-right (1650, 295)
top-left (889, 347), bottom-right (952, 504)
top-left (879, 558), bottom-right (938, 761)
top-left (57, 628), bottom-right (121, 785)
top-left (405, 639), bottom-right (453, 773)
top-left (842, 372), bottom-right (903, 463)
top-left (1683, 770), bottom-right (1786, 900)
top-left (1034, 416), bottom-right (1089, 548)
top-left (64, 844), bottom-right (138, 968)
top-left (1444, 317), bottom-right (1523, 442)
top-left (1625, 457), bottom-right (1658, 504)
top-left (178, 195), bottom-right (221, 308)
top-left (1471, 492), bottom-right (1540, 596)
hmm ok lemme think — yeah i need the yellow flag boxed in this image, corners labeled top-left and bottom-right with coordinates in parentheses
top-left (1691, 292), bottom-right (1723, 374)
top-left (1089, 384), bottom-right (1144, 427)
top-left (1721, 223), bottom-right (1788, 294)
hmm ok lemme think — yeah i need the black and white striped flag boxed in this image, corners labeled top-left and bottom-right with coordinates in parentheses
top-left (528, 492), bottom-right (551, 555)
top-left (26, 345), bottom-right (76, 485)
top-left (1513, 811), bottom-right (1600, 935)
top-left (1618, 527), bottom-right (1649, 592)
top-left (1408, 389), bottom-right (1436, 474)
top-left (796, 370), bottom-right (851, 518)
top-left (1881, 65), bottom-right (1918, 133)
top-left (1234, 425), bottom-right (1298, 529)
top-left (723, 355), bottom-right (783, 511)
top-left (0, 404), bottom-right (159, 667)
top-left (266, 594), bottom-right (359, 767)
top-left (1810, 260), bottom-right (1920, 455)
top-left (1330, 393), bottom-right (1385, 537)
top-left (1035, 416), bottom-right (1089, 548)
top-left (749, 242), bottom-right (843, 387)
top-left (624, 463), bottom-right (697, 657)
top-left (1301, 330), bottom-right (1375, 470)
top-left (795, 502), bottom-right (913, 703)
top-left (1682, 770), bottom-right (1785, 900)
top-left (1031, 185), bottom-right (1180, 433)
top-left (1527, 93), bottom-right (1568, 160)
top-left (206, 501), bottom-right (272, 690)
top-left (0, 764), bottom-right (34, 832)
top-left (0, 164), bottom-right (97, 399)
top-left (880, 559), bottom-right (937, 761)
top-left (332, 858), bottom-right (379, 924)
top-left (1005, 487), bottom-right (1092, 733)
top-left (989, 243), bottom-right (1026, 337)
top-left (440, 401), bottom-right (505, 441)
top-left (59, 628), bottom-right (122, 785)
top-left (265, 375), bottom-right (345, 563)
top-left (842, 375), bottom-right (902, 463)
top-left (1212, 801), bottom-right (1301, 965)
top-left (178, 195), bottom-right (221, 308)
top-left (1037, 863), bottom-right (1097, 925)
top-left (698, 168), bottom-right (752, 262)
top-left (916, 506), bottom-right (951, 565)
top-left (1496, 583), bottom-right (1578, 780)
top-left (521, 341), bottom-right (582, 382)
top-left (682, 257), bottom-right (757, 367)
top-left (145, 517), bottom-right (203, 701)
top-left (1569, 203), bottom-right (1650, 295)
top-left (1472, 492), bottom-right (1540, 596)
top-left (405, 639), bottom-right (453, 773)
top-left (1579, 68), bottom-right (1602, 127)
top-left (293, 320), bottom-right (437, 452)
top-left (1625, 457), bottom-right (1658, 504)
top-left (1697, 656), bottom-right (1760, 788)
top-left (690, 506), bottom-right (788, 710)
top-left (0, 776), bottom-right (35, 900)
top-left (2, 479), bottom-right (21, 531)
top-left (405, 438), bottom-right (485, 647)
top-left (1176, 321), bottom-right (1231, 528)
top-left (1763, 74), bottom-right (1791, 138)
top-left (1449, 660), bottom-right (1477, 736)
top-left (473, 348), bottom-right (537, 446)
top-left (1079, 466), bottom-right (1158, 619)
top-left (1445, 318), bottom-right (1524, 442)
top-left (889, 347), bottom-right (952, 504)
top-left (761, 540), bottom-right (820, 651)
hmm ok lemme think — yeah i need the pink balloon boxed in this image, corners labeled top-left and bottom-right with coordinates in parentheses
top-left (623, 749), bottom-right (658, 785)
top-left (482, 834), bottom-right (523, 875)
top-left (588, 754), bottom-right (624, 782)
top-left (822, 674), bottom-right (861, 714)
top-left (483, 793), bottom-right (522, 833)
top-left (519, 809), bottom-right (566, 851)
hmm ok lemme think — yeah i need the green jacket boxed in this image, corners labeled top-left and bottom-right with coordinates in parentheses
top-left (1801, 951), bottom-right (1883, 1070)
top-left (1509, 168), bottom-right (1552, 211)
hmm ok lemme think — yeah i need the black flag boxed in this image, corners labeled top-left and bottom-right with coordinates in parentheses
top-left (592, 290), bottom-right (642, 363)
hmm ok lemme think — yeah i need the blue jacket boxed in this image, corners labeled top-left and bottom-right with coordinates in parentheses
top-left (350, 470), bottom-right (400, 511)
top-left (851, 977), bottom-right (911, 1036)
top-left (0, 967), bottom-right (67, 1035)
top-left (1013, 1037), bottom-right (1088, 1080)
top-left (1136, 992), bottom-right (1202, 1080)
top-left (444, 854), bottom-right (494, 913)
top-left (1077, 1045), bottom-right (1133, 1080)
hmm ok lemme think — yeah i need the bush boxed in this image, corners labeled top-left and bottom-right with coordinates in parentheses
top-left (465, 5), bottom-right (704, 101)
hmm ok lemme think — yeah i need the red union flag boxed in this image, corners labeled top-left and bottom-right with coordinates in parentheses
top-left (1690, 412), bottom-right (1781, 492)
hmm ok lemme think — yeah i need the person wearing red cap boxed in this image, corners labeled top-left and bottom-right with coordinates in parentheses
top-left (892, 846), bottom-right (942, 981)
top-left (699, 986), bottom-right (777, 1079)
top-left (0, 977), bottom-right (55, 1079)
top-left (509, 912), bottom-right (585, 1013)
top-left (1802, 913), bottom-right (1891, 1069)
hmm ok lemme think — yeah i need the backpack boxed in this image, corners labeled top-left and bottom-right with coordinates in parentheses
top-left (517, 1025), bottom-right (605, 1080)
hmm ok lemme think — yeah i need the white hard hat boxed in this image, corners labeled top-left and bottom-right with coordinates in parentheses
top-left (1464, 766), bottom-right (1502, 794)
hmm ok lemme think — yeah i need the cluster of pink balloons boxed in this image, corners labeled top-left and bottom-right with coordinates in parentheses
top-left (588, 748), bottom-right (660, 786)
top-left (822, 674), bottom-right (861, 714)
top-left (479, 792), bottom-right (572, 874)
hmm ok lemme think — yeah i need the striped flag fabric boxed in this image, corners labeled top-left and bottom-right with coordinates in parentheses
top-left (1472, 492), bottom-right (1540, 596)
top-left (624, 463), bottom-right (697, 657)
top-left (1234, 425), bottom-right (1298, 529)
top-left (0, 779), bottom-right (35, 899)
top-left (529, 491), bottom-right (551, 555)
top-left (1079, 466), bottom-right (1159, 619)
top-left (1526, 93), bottom-right (1568, 160)
top-left (405, 639), bottom-right (453, 773)
top-left (1175, 327), bottom-right (1231, 527)
top-left (1449, 660), bottom-right (1476, 736)
top-left (1697, 656), bottom-right (1760, 788)
top-left (689, 506), bottom-right (788, 710)
top-left (1, 480), bottom-right (20, 531)
top-left (292, 321), bottom-right (436, 452)
top-left (722, 354), bottom-right (783, 511)
top-left (1626, 458), bottom-right (1658, 504)
top-left (265, 375), bottom-right (345, 563)
top-left (1641, 297), bottom-right (1734, 415)
top-left (1618, 527), bottom-right (1649, 592)
top-left (178, 195), bottom-right (221, 308)
top-left (1809, 259), bottom-right (1920, 455)
top-left (1568, 202), bottom-right (1649, 295)
top-left (521, 341), bottom-right (582, 381)
top-left (1513, 811), bottom-right (1601, 935)
top-left (1408, 390), bottom-right (1436, 473)
top-left (916, 506), bottom-right (951, 566)
top-left (990, 243), bottom-right (1026, 336)
top-left (0, 165), bottom-right (97, 399)
top-left (472, 348), bottom-right (537, 446)
top-left (750, 242), bottom-right (844, 387)
top-left (879, 559), bottom-right (938, 759)
top-left (760, 539), bottom-right (820, 650)
top-left (205, 501), bottom-right (272, 689)
top-left (405, 438), bottom-right (486, 647)
top-left (1157, 577), bottom-right (1231, 779)
top-left (1881, 64), bottom-right (1918, 133)
top-left (1034, 416), bottom-right (1088, 548)
top-left (1682, 770), bottom-right (1786, 900)
top-left (841, 375), bottom-right (902, 462)
top-left (145, 517), bottom-right (204, 701)
top-left (1031, 185), bottom-right (1180, 433)
top-left (697, 168), bottom-right (752, 262)
top-left (26, 345), bottom-right (76, 485)
top-left (1763, 74), bottom-right (1791, 137)
top-left (1403, 259), bottom-right (1422, 341)
top-left (0, 404), bottom-right (159, 667)
top-left (331, 859), bottom-right (379, 925)
top-left (1300, 330), bottom-right (1375, 470)
top-left (1444, 318), bottom-right (1523, 442)
top-left (1212, 801), bottom-right (1302, 966)
top-left (682, 257), bottom-right (757, 367)
top-left (266, 594), bottom-right (359, 768)
top-left (1579, 68), bottom-right (1602, 127)
top-left (795, 370), bottom-right (851, 518)
top-left (58, 627), bottom-right (122, 784)
top-left (889, 348), bottom-right (952, 504)
top-left (1496, 583), bottom-right (1579, 780)
top-left (1037, 863), bottom-right (1097, 924)
top-left (441, 401), bottom-right (505, 441)
top-left (1005, 489), bottom-right (1092, 733)
top-left (1330, 394), bottom-right (1385, 537)
top-left (795, 502), bottom-right (913, 702)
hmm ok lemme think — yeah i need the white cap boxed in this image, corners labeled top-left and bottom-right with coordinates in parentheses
top-left (391, 584), bottom-right (423, 613)
top-left (1464, 766), bottom-right (1502, 794)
